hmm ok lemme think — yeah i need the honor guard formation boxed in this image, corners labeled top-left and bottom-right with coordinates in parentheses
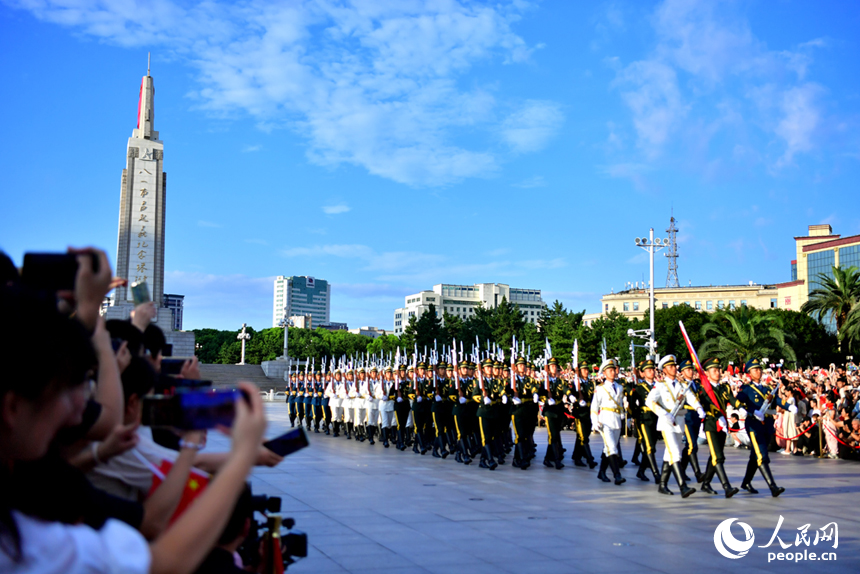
top-left (285, 333), bottom-right (795, 498)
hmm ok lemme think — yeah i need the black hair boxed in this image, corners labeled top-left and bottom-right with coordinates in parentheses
top-left (0, 252), bottom-right (18, 286)
top-left (143, 324), bottom-right (166, 357)
top-left (218, 483), bottom-right (252, 546)
top-left (121, 356), bottom-right (157, 405)
top-left (106, 319), bottom-right (145, 357)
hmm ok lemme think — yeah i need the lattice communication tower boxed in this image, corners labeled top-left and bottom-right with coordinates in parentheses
top-left (665, 214), bottom-right (680, 288)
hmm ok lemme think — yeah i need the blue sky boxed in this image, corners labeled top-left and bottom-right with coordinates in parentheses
top-left (2, 0), bottom-right (859, 331)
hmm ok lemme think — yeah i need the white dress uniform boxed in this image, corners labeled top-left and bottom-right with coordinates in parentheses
top-left (378, 379), bottom-right (395, 428)
top-left (342, 379), bottom-right (353, 424)
top-left (366, 377), bottom-right (380, 427)
top-left (331, 377), bottom-right (344, 424)
top-left (355, 379), bottom-right (369, 427)
top-left (646, 376), bottom-right (703, 464)
top-left (590, 379), bottom-right (625, 456)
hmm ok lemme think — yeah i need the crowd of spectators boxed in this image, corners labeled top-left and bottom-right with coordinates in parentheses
top-left (0, 248), bottom-right (286, 574)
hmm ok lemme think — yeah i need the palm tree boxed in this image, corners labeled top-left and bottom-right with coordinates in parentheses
top-left (841, 303), bottom-right (860, 352)
top-left (699, 306), bottom-right (797, 365)
top-left (801, 265), bottom-right (860, 352)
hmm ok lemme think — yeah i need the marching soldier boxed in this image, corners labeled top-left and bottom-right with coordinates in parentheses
top-left (735, 358), bottom-right (795, 497)
top-left (343, 369), bottom-right (355, 439)
top-left (451, 360), bottom-right (473, 465)
top-left (322, 370), bottom-right (333, 435)
top-left (331, 369), bottom-right (345, 437)
top-left (646, 355), bottom-right (704, 498)
top-left (590, 359), bottom-right (626, 485)
top-left (539, 358), bottom-right (568, 470)
top-left (378, 366), bottom-right (397, 447)
top-left (312, 370), bottom-right (324, 433)
top-left (355, 368), bottom-right (369, 442)
top-left (570, 360), bottom-right (597, 469)
top-left (698, 358), bottom-right (741, 498)
top-left (366, 367), bottom-right (380, 445)
top-left (302, 372), bottom-right (314, 431)
top-left (287, 371), bottom-right (298, 428)
top-left (410, 363), bottom-right (432, 455)
top-left (431, 362), bottom-right (453, 459)
top-left (394, 365), bottom-right (412, 451)
top-left (630, 359), bottom-right (660, 483)
top-left (678, 359), bottom-right (703, 482)
top-left (511, 357), bottom-right (539, 470)
top-left (474, 359), bottom-right (499, 469)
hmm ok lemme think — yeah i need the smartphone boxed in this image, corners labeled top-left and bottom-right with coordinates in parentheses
top-left (21, 252), bottom-right (99, 292)
top-left (131, 281), bottom-right (151, 305)
top-left (141, 390), bottom-right (240, 429)
top-left (161, 357), bottom-right (195, 376)
top-left (263, 427), bottom-right (310, 457)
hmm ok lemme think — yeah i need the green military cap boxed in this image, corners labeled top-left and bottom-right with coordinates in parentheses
top-left (641, 359), bottom-right (656, 370)
top-left (578, 360), bottom-right (589, 369)
top-left (678, 358), bottom-right (693, 371)
top-left (493, 361), bottom-right (502, 369)
top-left (548, 357), bottom-right (559, 366)
top-left (314, 370), bottom-right (321, 375)
top-left (745, 358), bottom-right (763, 371)
top-left (480, 358), bottom-right (492, 367)
top-left (516, 357), bottom-right (527, 365)
top-left (398, 365), bottom-right (407, 371)
top-left (446, 363), bottom-right (454, 371)
top-left (702, 357), bottom-right (721, 371)
top-left (417, 362), bottom-right (427, 369)
top-left (657, 355), bottom-right (677, 370)
top-left (502, 365), bottom-right (510, 372)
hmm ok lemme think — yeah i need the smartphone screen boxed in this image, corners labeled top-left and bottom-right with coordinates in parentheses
top-left (263, 427), bottom-right (310, 457)
top-left (21, 253), bottom-right (79, 292)
top-left (141, 390), bottom-right (239, 429)
top-left (131, 281), bottom-right (151, 305)
top-left (161, 358), bottom-right (194, 376)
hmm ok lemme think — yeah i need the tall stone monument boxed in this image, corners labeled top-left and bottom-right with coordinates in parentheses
top-left (104, 59), bottom-right (194, 357)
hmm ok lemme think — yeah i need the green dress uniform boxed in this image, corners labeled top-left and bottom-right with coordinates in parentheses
top-left (570, 364), bottom-right (597, 468)
top-left (431, 367), bottom-right (453, 459)
top-left (473, 360), bottom-right (500, 470)
top-left (451, 372), bottom-right (474, 465)
top-left (539, 358), bottom-right (570, 470)
top-left (511, 363), bottom-right (540, 469)
top-left (394, 371), bottom-right (412, 451)
top-left (629, 362), bottom-right (660, 482)
top-left (698, 358), bottom-right (742, 498)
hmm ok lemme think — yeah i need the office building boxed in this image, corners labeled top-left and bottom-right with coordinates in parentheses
top-left (393, 283), bottom-right (546, 334)
top-left (273, 276), bottom-right (331, 327)
top-left (163, 294), bottom-right (184, 331)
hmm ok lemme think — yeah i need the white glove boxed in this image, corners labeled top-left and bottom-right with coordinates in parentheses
top-left (459, 397), bottom-right (467, 404)
top-left (380, 397), bottom-right (388, 402)
top-left (512, 397), bottom-right (522, 405)
top-left (483, 396), bottom-right (491, 405)
top-left (502, 395), bottom-right (508, 404)
top-left (396, 397), bottom-right (403, 403)
top-left (738, 408), bottom-right (748, 418)
top-left (435, 395), bottom-right (442, 402)
top-left (579, 400), bottom-right (587, 407)
top-left (717, 416), bottom-right (727, 432)
top-left (789, 405), bottom-right (798, 414)
top-left (697, 407), bottom-right (706, 419)
top-left (661, 414), bottom-right (675, 427)
top-left (417, 396), bottom-right (422, 403)
top-left (562, 395), bottom-right (569, 403)
top-left (533, 393), bottom-right (540, 403)
top-left (595, 422), bottom-right (603, 432)
top-left (754, 409), bottom-right (764, 421)
top-left (548, 398), bottom-right (556, 406)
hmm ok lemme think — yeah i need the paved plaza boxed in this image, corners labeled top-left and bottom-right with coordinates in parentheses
top-left (211, 404), bottom-right (859, 574)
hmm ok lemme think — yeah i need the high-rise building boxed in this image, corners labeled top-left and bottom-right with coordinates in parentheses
top-left (163, 294), bottom-right (184, 331)
top-left (393, 283), bottom-right (546, 334)
top-left (102, 61), bottom-right (193, 356)
top-left (272, 276), bottom-right (331, 327)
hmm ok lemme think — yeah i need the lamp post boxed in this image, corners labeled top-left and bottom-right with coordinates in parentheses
top-left (633, 228), bottom-right (669, 360)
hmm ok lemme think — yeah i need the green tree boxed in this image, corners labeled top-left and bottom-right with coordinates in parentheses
top-left (765, 308), bottom-right (838, 366)
top-left (414, 303), bottom-right (443, 352)
top-left (634, 304), bottom-right (708, 363)
top-left (487, 297), bottom-right (525, 353)
top-left (699, 306), bottom-right (797, 365)
top-left (400, 315), bottom-right (418, 353)
top-left (192, 328), bottom-right (236, 363)
top-left (801, 265), bottom-right (860, 352)
top-left (580, 309), bottom-right (633, 366)
top-left (441, 312), bottom-right (464, 347)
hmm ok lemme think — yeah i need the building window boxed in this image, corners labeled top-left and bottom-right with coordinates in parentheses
top-left (662, 302), bottom-right (668, 309)
top-left (729, 300), bottom-right (735, 309)
top-left (605, 304), bottom-right (609, 311)
top-left (706, 301), bottom-right (713, 310)
top-left (623, 302), bottom-right (630, 311)
top-left (770, 298), bottom-right (777, 308)
top-left (717, 300), bottom-right (724, 309)
top-left (695, 301), bottom-right (702, 310)
top-left (633, 302), bottom-right (639, 311)
top-left (741, 300), bottom-right (747, 307)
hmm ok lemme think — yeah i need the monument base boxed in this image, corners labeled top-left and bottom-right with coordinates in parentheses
top-left (261, 357), bottom-right (292, 380)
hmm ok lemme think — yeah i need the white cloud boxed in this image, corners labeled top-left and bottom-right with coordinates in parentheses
top-left (774, 83), bottom-right (824, 167)
top-left (512, 175), bottom-right (546, 188)
top-left (322, 203), bottom-right (351, 215)
top-left (12, 0), bottom-right (555, 186)
top-left (501, 100), bottom-right (564, 153)
top-left (242, 144), bottom-right (262, 153)
top-left (197, 220), bottom-right (221, 228)
top-left (613, 60), bottom-right (686, 153)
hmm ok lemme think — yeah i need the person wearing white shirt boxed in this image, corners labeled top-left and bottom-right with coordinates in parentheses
top-left (645, 355), bottom-right (704, 498)
top-left (590, 359), bottom-right (627, 485)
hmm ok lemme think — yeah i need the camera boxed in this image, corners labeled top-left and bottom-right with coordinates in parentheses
top-left (239, 490), bottom-right (307, 571)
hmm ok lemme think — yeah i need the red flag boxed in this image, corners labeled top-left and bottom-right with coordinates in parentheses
top-left (679, 321), bottom-right (725, 419)
top-left (147, 459), bottom-right (210, 526)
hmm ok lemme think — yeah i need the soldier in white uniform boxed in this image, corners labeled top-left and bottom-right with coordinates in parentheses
top-left (366, 367), bottom-right (381, 445)
top-left (331, 369), bottom-right (345, 437)
top-left (378, 366), bottom-right (397, 447)
top-left (354, 368), bottom-right (369, 442)
top-left (645, 355), bottom-right (705, 498)
top-left (342, 369), bottom-right (355, 439)
top-left (590, 359), bottom-right (627, 485)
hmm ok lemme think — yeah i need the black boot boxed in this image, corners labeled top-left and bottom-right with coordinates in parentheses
top-left (381, 427), bottom-right (389, 448)
top-left (658, 462), bottom-right (674, 495)
top-left (480, 446), bottom-right (498, 470)
top-left (432, 437), bottom-right (443, 458)
top-left (679, 451), bottom-right (691, 482)
top-left (635, 461), bottom-right (650, 482)
top-left (332, 422), bottom-right (339, 437)
top-left (715, 463), bottom-right (739, 498)
top-left (609, 454), bottom-right (626, 485)
top-left (358, 425), bottom-right (366, 442)
top-left (396, 428), bottom-right (406, 451)
top-left (632, 441), bottom-right (641, 466)
top-left (346, 422), bottom-right (353, 440)
top-left (543, 445), bottom-right (555, 468)
top-left (584, 444), bottom-right (598, 469)
top-left (459, 439), bottom-right (472, 465)
top-left (647, 452), bottom-right (661, 482)
top-left (439, 433), bottom-right (450, 459)
top-left (597, 454), bottom-right (611, 482)
top-left (740, 458), bottom-right (759, 494)
top-left (367, 426), bottom-right (375, 445)
top-left (758, 463), bottom-right (785, 497)
top-left (699, 460), bottom-right (717, 494)
top-left (290, 416), bottom-right (296, 428)
top-left (671, 462), bottom-right (696, 498)
top-left (689, 452), bottom-right (703, 482)
top-left (553, 443), bottom-right (564, 470)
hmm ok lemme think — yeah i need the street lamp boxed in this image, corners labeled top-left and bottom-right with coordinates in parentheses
top-left (633, 229), bottom-right (669, 360)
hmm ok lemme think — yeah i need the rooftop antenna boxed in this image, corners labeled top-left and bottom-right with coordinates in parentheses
top-left (147, 52), bottom-right (151, 76)
top-left (665, 210), bottom-right (680, 288)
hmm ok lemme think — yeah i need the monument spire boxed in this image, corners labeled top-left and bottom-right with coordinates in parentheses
top-left (135, 54), bottom-right (157, 141)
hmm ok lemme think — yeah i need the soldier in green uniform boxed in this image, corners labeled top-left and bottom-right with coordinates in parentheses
top-left (570, 361), bottom-right (598, 469)
top-left (698, 357), bottom-right (741, 497)
top-left (511, 357), bottom-right (540, 469)
top-left (451, 359), bottom-right (473, 465)
top-left (431, 362), bottom-right (452, 458)
top-left (394, 365), bottom-right (412, 451)
top-left (678, 359), bottom-right (704, 482)
top-left (540, 358), bottom-right (569, 470)
top-left (473, 359), bottom-right (499, 469)
top-left (410, 363), bottom-right (431, 455)
top-left (628, 359), bottom-right (659, 482)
